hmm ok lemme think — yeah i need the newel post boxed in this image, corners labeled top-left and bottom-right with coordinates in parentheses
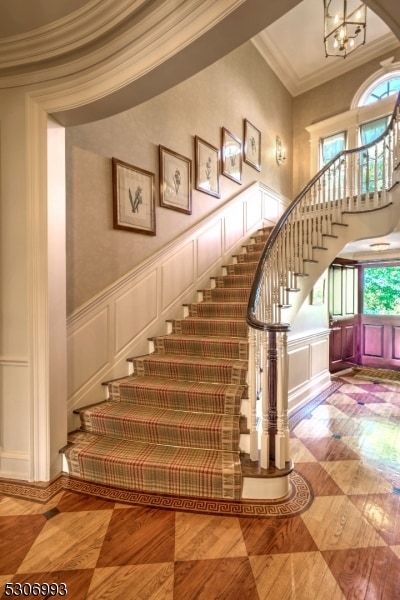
top-left (264, 324), bottom-right (290, 470)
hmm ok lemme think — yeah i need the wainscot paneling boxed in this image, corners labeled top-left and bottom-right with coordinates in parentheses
top-left (288, 331), bottom-right (331, 413)
top-left (197, 221), bottom-right (223, 277)
top-left (67, 308), bottom-right (109, 397)
top-left (0, 359), bottom-right (30, 480)
top-left (115, 270), bottom-right (158, 354)
top-left (66, 183), bottom-right (289, 420)
top-left (161, 243), bottom-right (194, 311)
top-left (245, 189), bottom-right (263, 231)
top-left (224, 203), bottom-right (245, 253)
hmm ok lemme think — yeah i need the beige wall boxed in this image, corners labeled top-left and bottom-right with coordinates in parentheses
top-left (293, 47), bottom-right (400, 195)
top-left (66, 41), bottom-right (293, 313)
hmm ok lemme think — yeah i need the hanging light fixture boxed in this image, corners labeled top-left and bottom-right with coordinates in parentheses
top-left (369, 242), bottom-right (390, 252)
top-left (324, 0), bottom-right (367, 58)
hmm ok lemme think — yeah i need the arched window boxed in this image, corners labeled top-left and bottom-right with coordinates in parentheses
top-left (361, 76), bottom-right (400, 105)
top-left (309, 63), bottom-right (400, 176)
top-left (351, 62), bottom-right (400, 108)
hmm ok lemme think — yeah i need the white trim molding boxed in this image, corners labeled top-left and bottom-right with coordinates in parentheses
top-left (288, 330), bottom-right (332, 413)
top-left (66, 183), bottom-right (289, 429)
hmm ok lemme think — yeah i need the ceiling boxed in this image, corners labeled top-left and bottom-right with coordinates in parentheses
top-left (1, 0), bottom-right (399, 259)
top-left (253, 0), bottom-right (400, 259)
top-left (0, 0), bottom-right (91, 38)
top-left (253, 0), bottom-right (399, 96)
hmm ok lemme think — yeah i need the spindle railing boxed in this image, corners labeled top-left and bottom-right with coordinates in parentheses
top-left (246, 92), bottom-right (400, 470)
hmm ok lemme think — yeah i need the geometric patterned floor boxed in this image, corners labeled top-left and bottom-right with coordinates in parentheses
top-left (1, 372), bottom-right (399, 599)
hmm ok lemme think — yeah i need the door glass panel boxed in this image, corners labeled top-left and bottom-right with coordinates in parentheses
top-left (363, 266), bottom-right (400, 315)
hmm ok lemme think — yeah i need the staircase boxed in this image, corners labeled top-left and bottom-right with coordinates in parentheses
top-left (62, 93), bottom-right (400, 502)
top-left (62, 228), bottom-right (270, 501)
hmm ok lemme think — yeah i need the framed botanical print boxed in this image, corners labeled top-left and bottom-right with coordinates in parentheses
top-left (112, 157), bottom-right (156, 235)
top-left (159, 145), bottom-right (192, 214)
top-left (243, 119), bottom-right (261, 172)
top-left (194, 135), bottom-right (220, 198)
top-left (221, 127), bottom-right (242, 184)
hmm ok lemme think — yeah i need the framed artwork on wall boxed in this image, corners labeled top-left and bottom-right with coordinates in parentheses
top-left (112, 157), bottom-right (156, 235)
top-left (159, 145), bottom-right (192, 214)
top-left (243, 119), bottom-right (261, 172)
top-left (221, 127), bottom-right (242, 184)
top-left (194, 135), bottom-right (220, 198)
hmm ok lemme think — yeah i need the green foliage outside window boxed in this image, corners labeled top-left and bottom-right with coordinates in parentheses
top-left (363, 266), bottom-right (400, 315)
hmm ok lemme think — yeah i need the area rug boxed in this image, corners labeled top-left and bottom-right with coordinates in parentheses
top-left (0, 471), bottom-right (313, 518)
top-left (352, 366), bottom-right (400, 383)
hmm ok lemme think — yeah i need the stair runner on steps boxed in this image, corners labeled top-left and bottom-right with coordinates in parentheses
top-left (63, 228), bottom-right (272, 501)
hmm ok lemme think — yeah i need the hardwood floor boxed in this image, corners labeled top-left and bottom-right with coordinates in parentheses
top-left (0, 372), bottom-right (399, 599)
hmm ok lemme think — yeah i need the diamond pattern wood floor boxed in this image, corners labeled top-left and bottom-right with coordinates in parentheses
top-left (1, 373), bottom-right (399, 599)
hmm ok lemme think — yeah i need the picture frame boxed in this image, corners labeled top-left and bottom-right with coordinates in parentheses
top-left (159, 145), bottom-right (192, 214)
top-left (112, 157), bottom-right (156, 235)
top-left (194, 135), bottom-right (220, 198)
top-left (311, 276), bottom-right (326, 305)
top-left (243, 119), bottom-right (261, 172)
top-left (221, 127), bottom-right (242, 184)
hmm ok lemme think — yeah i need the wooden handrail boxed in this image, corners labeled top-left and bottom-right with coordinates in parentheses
top-left (247, 91), bottom-right (400, 332)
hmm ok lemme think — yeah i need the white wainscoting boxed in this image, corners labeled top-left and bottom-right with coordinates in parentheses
top-left (66, 183), bottom-right (289, 428)
top-left (0, 357), bottom-right (30, 479)
top-left (288, 330), bottom-right (332, 414)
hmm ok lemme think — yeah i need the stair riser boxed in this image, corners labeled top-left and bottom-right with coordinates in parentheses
top-left (215, 275), bottom-right (252, 288)
top-left (188, 303), bottom-right (247, 318)
top-left (132, 358), bottom-right (248, 384)
top-left (227, 263), bottom-right (257, 275)
top-left (236, 252), bottom-right (262, 263)
top-left (244, 242), bottom-right (265, 252)
top-left (172, 319), bottom-right (248, 337)
top-left (203, 288), bottom-right (250, 302)
top-left (108, 377), bottom-right (246, 415)
top-left (154, 337), bottom-right (248, 360)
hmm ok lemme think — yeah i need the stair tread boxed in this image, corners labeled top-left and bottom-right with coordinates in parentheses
top-left (66, 431), bottom-right (241, 462)
top-left (110, 374), bottom-right (247, 393)
top-left (174, 316), bottom-right (246, 322)
top-left (79, 402), bottom-right (241, 450)
top-left (154, 333), bottom-right (247, 342)
top-left (107, 374), bottom-right (246, 414)
top-left (134, 353), bottom-right (248, 367)
top-left (81, 401), bottom-right (241, 424)
top-left (63, 431), bottom-right (242, 499)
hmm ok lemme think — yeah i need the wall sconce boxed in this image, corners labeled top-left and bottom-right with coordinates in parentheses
top-left (276, 136), bottom-right (286, 165)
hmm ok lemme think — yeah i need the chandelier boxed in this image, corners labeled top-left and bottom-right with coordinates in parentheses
top-left (324, 0), bottom-right (367, 58)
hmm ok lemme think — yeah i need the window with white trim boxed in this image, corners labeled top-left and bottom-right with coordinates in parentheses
top-left (309, 65), bottom-right (400, 176)
top-left (320, 131), bottom-right (347, 166)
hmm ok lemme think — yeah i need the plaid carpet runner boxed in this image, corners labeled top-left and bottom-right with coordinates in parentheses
top-left (63, 228), bottom-right (270, 500)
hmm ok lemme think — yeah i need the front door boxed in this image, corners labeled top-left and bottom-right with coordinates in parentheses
top-left (328, 262), bottom-right (359, 373)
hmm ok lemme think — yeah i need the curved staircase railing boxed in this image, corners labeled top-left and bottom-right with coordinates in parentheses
top-left (246, 92), bottom-right (400, 470)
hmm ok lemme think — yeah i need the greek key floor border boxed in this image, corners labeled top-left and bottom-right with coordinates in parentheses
top-left (0, 470), bottom-right (313, 518)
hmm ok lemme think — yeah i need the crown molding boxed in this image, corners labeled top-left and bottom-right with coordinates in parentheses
top-left (0, 0), bottom-right (148, 69)
top-left (253, 30), bottom-right (400, 97)
top-left (0, 0), bottom-right (248, 89)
